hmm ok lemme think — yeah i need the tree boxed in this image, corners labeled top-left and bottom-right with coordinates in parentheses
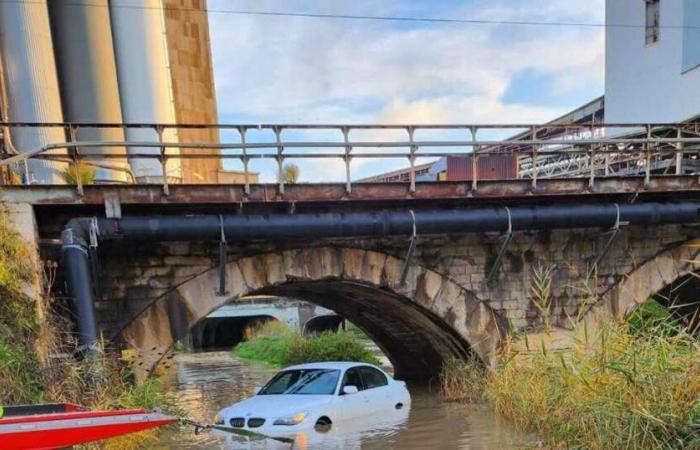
top-left (279, 163), bottom-right (300, 184)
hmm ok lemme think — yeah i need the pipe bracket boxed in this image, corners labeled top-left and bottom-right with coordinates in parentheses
top-left (486, 207), bottom-right (513, 284)
top-left (589, 203), bottom-right (627, 277)
top-left (399, 210), bottom-right (418, 286)
top-left (217, 214), bottom-right (229, 296)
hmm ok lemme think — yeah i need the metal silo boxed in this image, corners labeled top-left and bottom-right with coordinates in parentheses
top-left (0, 0), bottom-right (66, 184)
top-left (48, 0), bottom-right (129, 183)
top-left (110, 0), bottom-right (181, 183)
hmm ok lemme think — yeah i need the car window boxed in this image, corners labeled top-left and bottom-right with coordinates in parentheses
top-left (358, 366), bottom-right (388, 389)
top-left (340, 367), bottom-right (364, 393)
top-left (286, 369), bottom-right (340, 395)
top-left (259, 369), bottom-right (340, 395)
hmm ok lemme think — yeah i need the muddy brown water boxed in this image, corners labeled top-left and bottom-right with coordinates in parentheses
top-left (156, 350), bottom-right (534, 449)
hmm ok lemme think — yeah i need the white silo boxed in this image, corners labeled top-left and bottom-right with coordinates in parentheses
top-left (0, 0), bottom-right (66, 184)
top-left (48, 0), bottom-right (129, 183)
top-left (110, 0), bottom-right (181, 183)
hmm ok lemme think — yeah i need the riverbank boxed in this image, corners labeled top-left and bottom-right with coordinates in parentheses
top-left (442, 301), bottom-right (700, 449)
top-left (233, 321), bottom-right (380, 366)
top-left (0, 208), bottom-right (179, 448)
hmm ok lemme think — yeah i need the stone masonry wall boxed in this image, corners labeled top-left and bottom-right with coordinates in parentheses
top-left (96, 223), bottom-right (698, 339)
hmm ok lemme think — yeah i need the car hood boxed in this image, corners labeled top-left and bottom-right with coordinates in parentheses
top-left (221, 394), bottom-right (332, 418)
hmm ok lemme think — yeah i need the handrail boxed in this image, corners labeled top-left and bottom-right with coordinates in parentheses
top-left (1, 122), bottom-right (699, 196)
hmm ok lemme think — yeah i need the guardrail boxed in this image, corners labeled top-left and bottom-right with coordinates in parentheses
top-left (1, 122), bottom-right (699, 197)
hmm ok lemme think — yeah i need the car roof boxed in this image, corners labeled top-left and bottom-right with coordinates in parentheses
top-left (283, 361), bottom-right (380, 371)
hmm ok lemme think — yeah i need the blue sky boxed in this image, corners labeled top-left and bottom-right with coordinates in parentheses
top-left (206, 0), bottom-right (605, 181)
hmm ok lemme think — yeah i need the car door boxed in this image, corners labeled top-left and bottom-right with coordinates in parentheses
top-left (358, 366), bottom-right (392, 410)
top-left (337, 366), bottom-right (366, 420)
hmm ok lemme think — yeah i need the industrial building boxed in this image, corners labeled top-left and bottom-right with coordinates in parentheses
top-left (362, 0), bottom-right (700, 183)
top-left (0, 0), bottom-right (255, 185)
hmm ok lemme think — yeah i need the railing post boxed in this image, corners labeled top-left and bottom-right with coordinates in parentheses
top-left (531, 126), bottom-right (538, 189)
top-left (69, 125), bottom-right (83, 197)
top-left (274, 126), bottom-right (284, 195)
top-left (675, 126), bottom-right (683, 175)
top-left (471, 126), bottom-right (478, 191)
top-left (407, 126), bottom-right (416, 193)
top-left (342, 127), bottom-right (352, 194)
top-left (644, 124), bottom-right (651, 186)
top-left (157, 125), bottom-right (169, 196)
top-left (589, 146), bottom-right (596, 189)
top-left (239, 126), bottom-right (250, 195)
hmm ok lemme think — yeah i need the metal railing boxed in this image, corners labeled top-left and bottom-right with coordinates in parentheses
top-left (1, 122), bottom-right (700, 197)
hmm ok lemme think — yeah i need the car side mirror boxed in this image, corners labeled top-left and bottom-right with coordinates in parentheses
top-left (254, 386), bottom-right (263, 395)
top-left (342, 385), bottom-right (358, 395)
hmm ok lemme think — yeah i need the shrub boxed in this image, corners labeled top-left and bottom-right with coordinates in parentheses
top-left (234, 321), bottom-right (380, 366)
top-left (284, 331), bottom-right (380, 366)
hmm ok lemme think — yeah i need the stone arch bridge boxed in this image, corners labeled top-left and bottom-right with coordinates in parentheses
top-left (4, 184), bottom-right (700, 381)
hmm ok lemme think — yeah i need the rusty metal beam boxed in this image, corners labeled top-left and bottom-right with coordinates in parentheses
top-left (4, 177), bottom-right (700, 208)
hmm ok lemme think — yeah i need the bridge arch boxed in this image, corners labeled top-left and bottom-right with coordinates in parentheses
top-left (303, 314), bottom-right (344, 335)
top-left (599, 238), bottom-right (700, 324)
top-left (121, 247), bottom-right (507, 381)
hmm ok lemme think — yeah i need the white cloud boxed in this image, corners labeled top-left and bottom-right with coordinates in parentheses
top-left (207, 0), bottom-right (605, 180)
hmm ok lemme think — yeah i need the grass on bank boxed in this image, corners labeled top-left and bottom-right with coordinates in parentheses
top-left (234, 321), bottom-right (380, 366)
top-left (0, 206), bottom-right (180, 448)
top-left (440, 299), bottom-right (700, 449)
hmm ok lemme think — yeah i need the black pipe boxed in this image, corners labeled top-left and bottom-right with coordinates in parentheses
top-left (61, 222), bottom-right (99, 351)
top-left (95, 202), bottom-right (700, 242)
top-left (61, 201), bottom-right (700, 350)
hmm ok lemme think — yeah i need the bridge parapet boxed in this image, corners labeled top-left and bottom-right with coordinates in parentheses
top-left (1, 122), bottom-right (699, 198)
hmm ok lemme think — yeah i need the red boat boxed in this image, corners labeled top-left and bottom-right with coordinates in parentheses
top-left (0, 403), bottom-right (178, 450)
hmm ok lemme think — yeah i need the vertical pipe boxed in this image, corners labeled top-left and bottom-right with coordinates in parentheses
top-left (48, 0), bottom-right (128, 183)
top-left (110, 0), bottom-right (181, 183)
top-left (61, 227), bottom-right (98, 350)
top-left (0, 0), bottom-right (65, 183)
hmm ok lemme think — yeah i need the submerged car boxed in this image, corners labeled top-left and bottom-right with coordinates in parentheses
top-left (214, 362), bottom-right (410, 436)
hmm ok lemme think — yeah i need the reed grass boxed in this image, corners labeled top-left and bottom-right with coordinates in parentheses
top-left (487, 314), bottom-right (700, 449)
top-left (439, 355), bottom-right (487, 402)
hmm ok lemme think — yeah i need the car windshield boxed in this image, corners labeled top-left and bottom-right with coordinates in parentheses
top-left (258, 369), bottom-right (340, 395)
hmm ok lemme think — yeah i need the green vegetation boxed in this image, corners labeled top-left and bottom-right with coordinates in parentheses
top-left (439, 355), bottom-right (487, 403)
top-left (234, 320), bottom-right (380, 366)
top-left (438, 283), bottom-right (700, 450)
top-left (487, 312), bottom-right (700, 449)
top-left (0, 207), bottom-right (44, 403)
top-left (0, 206), bottom-right (180, 448)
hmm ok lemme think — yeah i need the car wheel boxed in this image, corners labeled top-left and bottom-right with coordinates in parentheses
top-left (314, 416), bottom-right (332, 432)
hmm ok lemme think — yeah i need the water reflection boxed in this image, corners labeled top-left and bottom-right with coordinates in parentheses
top-left (159, 351), bottom-right (534, 449)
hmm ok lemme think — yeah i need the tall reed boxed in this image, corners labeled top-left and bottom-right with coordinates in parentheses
top-left (487, 311), bottom-right (700, 449)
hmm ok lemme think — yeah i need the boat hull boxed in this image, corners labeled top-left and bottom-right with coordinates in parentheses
top-left (0, 407), bottom-right (177, 450)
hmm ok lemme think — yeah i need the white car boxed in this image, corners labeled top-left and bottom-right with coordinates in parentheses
top-left (214, 362), bottom-right (411, 436)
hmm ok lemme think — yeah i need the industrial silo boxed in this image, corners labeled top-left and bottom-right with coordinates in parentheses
top-left (110, 0), bottom-right (182, 183)
top-left (48, 0), bottom-right (129, 183)
top-left (0, 0), bottom-right (66, 184)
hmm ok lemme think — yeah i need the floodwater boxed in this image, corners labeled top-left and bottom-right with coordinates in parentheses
top-left (157, 350), bottom-right (535, 449)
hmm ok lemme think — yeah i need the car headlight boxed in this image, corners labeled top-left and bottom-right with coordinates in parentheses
top-left (273, 412), bottom-right (307, 426)
top-left (213, 414), bottom-right (224, 425)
